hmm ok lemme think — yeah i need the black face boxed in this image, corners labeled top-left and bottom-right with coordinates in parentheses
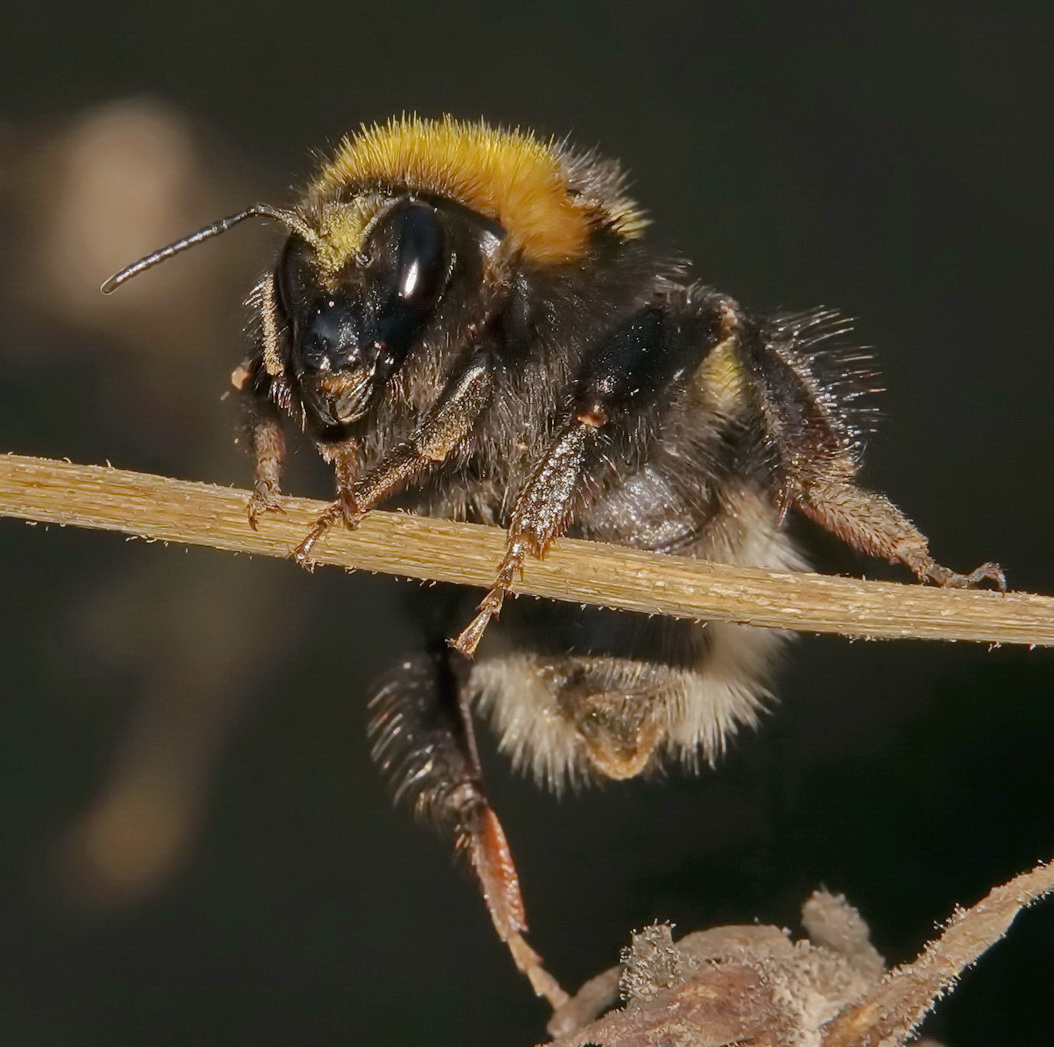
top-left (276, 201), bottom-right (449, 429)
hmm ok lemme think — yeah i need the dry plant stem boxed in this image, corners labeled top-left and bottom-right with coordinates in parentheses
top-left (821, 859), bottom-right (1054, 1047)
top-left (1, 452), bottom-right (1052, 648)
top-left (545, 859), bottom-right (1054, 1047)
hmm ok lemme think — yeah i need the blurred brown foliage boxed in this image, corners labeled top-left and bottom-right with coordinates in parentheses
top-left (4, 99), bottom-right (309, 907)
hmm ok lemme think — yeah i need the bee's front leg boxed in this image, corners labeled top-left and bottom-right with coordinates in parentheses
top-left (290, 437), bottom-right (360, 565)
top-left (292, 351), bottom-right (494, 566)
top-left (232, 354), bottom-right (288, 530)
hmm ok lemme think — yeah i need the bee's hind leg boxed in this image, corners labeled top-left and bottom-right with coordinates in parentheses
top-left (367, 645), bottom-right (568, 1008)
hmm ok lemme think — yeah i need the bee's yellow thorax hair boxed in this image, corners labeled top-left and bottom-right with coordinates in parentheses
top-left (308, 115), bottom-right (644, 265)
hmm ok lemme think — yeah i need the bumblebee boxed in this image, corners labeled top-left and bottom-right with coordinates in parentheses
top-left (103, 115), bottom-right (1003, 1002)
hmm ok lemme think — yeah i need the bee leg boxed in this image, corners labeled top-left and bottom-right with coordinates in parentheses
top-left (246, 412), bottom-right (286, 529)
top-left (454, 305), bottom-right (698, 656)
top-left (733, 306), bottom-right (1005, 590)
top-left (352, 354), bottom-right (493, 511)
top-left (368, 647), bottom-right (568, 1008)
top-left (795, 471), bottom-right (1006, 590)
top-left (232, 354), bottom-right (288, 530)
top-left (290, 438), bottom-right (360, 565)
top-left (291, 353), bottom-right (494, 566)
top-left (452, 420), bottom-right (598, 656)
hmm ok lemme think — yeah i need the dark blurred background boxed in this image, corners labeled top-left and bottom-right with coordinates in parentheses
top-left (0, 2), bottom-right (1051, 1044)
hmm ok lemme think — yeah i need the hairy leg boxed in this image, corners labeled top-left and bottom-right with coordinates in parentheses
top-left (725, 300), bottom-right (1005, 589)
top-left (455, 303), bottom-right (714, 655)
top-left (232, 355), bottom-right (287, 529)
top-left (288, 437), bottom-right (360, 564)
top-left (452, 419), bottom-right (596, 655)
top-left (292, 351), bottom-right (493, 564)
top-left (367, 647), bottom-right (567, 1006)
top-left (796, 472), bottom-right (1005, 588)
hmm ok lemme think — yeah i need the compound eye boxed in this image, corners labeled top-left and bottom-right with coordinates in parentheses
top-left (395, 204), bottom-right (447, 312)
top-left (275, 236), bottom-right (310, 320)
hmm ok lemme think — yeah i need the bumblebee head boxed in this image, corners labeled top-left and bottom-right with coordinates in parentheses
top-left (275, 199), bottom-right (458, 427)
top-left (102, 115), bottom-right (648, 431)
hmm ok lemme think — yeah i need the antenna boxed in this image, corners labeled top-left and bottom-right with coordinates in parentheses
top-left (100, 204), bottom-right (315, 294)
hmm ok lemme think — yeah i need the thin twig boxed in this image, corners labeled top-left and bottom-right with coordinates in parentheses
top-left (1, 452), bottom-right (1051, 647)
top-left (545, 859), bottom-right (1054, 1047)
